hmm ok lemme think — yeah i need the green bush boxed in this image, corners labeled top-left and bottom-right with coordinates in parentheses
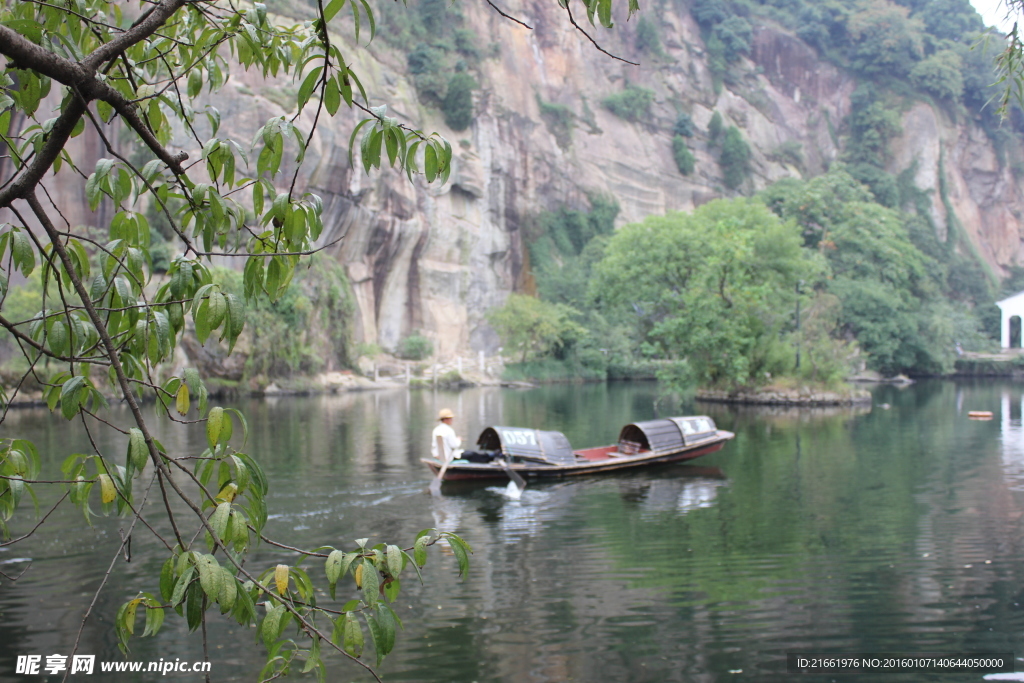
top-left (769, 140), bottom-right (803, 168)
top-left (692, 0), bottom-right (730, 27)
top-left (502, 358), bottom-right (606, 382)
top-left (211, 257), bottom-right (355, 378)
top-left (673, 112), bottom-right (695, 137)
top-left (719, 126), bottom-right (751, 189)
top-left (713, 15), bottom-right (753, 62)
top-left (537, 96), bottom-right (574, 149)
top-left (843, 87), bottom-right (901, 167)
top-left (635, 16), bottom-right (664, 56)
top-left (407, 43), bottom-right (449, 103)
top-left (708, 111), bottom-right (723, 141)
top-left (848, 163), bottom-right (899, 208)
top-left (442, 72), bottom-right (475, 131)
top-left (601, 84), bottom-right (655, 123)
top-left (397, 332), bottom-right (434, 360)
top-left (848, 4), bottom-right (923, 78)
top-left (453, 28), bottom-right (480, 61)
top-left (672, 135), bottom-right (696, 175)
top-left (909, 49), bottom-right (964, 102)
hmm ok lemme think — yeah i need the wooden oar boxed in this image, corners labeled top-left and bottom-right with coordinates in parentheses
top-left (428, 435), bottom-right (448, 496)
top-left (428, 460), bottom-right (449, 496)
top-left (501, 456), bottom-right (526, 498)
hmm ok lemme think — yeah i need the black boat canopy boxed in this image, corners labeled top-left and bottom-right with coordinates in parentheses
top-left (618, 416), bottom-right (718, 455)
top-left (477, 426), bottom-right (575, 465)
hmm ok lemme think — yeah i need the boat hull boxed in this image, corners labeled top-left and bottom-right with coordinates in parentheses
top-left (422, 430), bottom-right (733, 481)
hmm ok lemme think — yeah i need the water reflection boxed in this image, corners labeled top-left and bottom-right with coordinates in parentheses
top-left (1001, 388), bottom-right (1024, 491)
top-left (5, 381), bottom-right (1024, 682)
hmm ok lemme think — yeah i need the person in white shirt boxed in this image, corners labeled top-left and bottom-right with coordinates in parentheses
top-left (431, 408), bottom-right (463, 462)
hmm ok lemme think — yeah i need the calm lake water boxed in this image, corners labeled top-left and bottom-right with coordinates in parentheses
top-left (3, 379), bottom-right (1024, 682)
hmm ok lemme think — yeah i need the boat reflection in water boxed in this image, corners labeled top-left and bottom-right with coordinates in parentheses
top-left (433, 465), bottom-right (728, 544)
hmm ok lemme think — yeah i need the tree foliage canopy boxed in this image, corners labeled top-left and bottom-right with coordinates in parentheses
top-left (487, 293), bottom-right (586, 364)
top-left (592, 199), bottom-right (810, 386)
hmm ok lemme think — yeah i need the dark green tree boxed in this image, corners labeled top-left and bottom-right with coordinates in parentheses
top-left (602, 84), bottom-right (656, 122)
top-left (910, 49), bottom-right (964, 101)
top-left (708, 111), bottom-right (724, 141)
top-left (673, 112), bottom-right (696, 137)
top-left (592, 199), bottom-right (810, 387)
top-left (720, 126), bottom-right (752, 189)
top-left (673, 136), bottom-right (696, 175)
top-left (443, 72), bottom-right (476, 131)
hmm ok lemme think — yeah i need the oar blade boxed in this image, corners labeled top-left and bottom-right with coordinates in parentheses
top-left (501, 458), bottom-right (526, 498)
top-left (428, 460), bottom-right (449, 496)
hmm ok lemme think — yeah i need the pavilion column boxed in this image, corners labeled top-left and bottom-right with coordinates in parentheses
top-left (1003, 311), bottom-right (1011, 349)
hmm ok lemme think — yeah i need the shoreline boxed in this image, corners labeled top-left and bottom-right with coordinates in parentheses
top-left (696, 386), bottom-right (873, 407)
top-left (3, 373), bottom-right (877, 410)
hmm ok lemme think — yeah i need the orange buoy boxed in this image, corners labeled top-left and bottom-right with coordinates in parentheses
top-left (968, 411), bottom-right (993, 420)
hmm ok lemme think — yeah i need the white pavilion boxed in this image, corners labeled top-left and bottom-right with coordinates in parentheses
top-left (996, 290), bottom-right (1024, 348)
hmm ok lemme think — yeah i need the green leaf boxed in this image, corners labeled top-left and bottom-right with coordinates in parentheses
top-left (324, 78), bottom-right (340, 116)
top-left (10, 228), bottom-right (34, 276)
top-left (218, 570), bottom-right (238, 613)
top-left (59, 375), bottom-right (86, 420)
top-left (128, 428), bottom-right (147, 471)
top-left (261, 604), bottom-right (286, 644)
top-left (194, 297), bottom-right (211, 345)
top-left (196, 553), bottom-right (223, 599)
top-left (184, 368), bottom-right (202, 399)
top-left (386, 544), bottom-right (402, 577)
top-left (210, 501), bottom-right (231, 543)
top-left (48, 321), bottom-right (67, 357)
top-left (171, 566), bottom-right (195, 606)
top-left (361, 559), bottom-right (379, 606)
top-left (364, 612), bottom-right (384, 665)
top-left (206, 406), bottom-right (224, 449)
top-left (343, 612), bottom-right (363, 657)
top-left (376, 602), bottom-right (397, 657)
top-left (323, 0), bottom-right (346, 22)
top-left (446, 533), bottom-right (472, 577)
top-left (325, 549), bottom-right (344, 598)
top-left (188, 69), bottom-right (203, 98)
top-left (186, 583), bottom-right (203, 632)
top-left (123, 598), bottom-right (141, 635)
top-left (143, 601), bottom-right (165, 637)
top-left (160, 556), bottom-right (176, 602)
top-left (424, 143), bottom-right (438, 183)
top-left (297, 66), bottom-right (323, 113)
top-left (207, 291), bottom-right (228, 330)
top-left (383, 577), bottom-right (400, 603)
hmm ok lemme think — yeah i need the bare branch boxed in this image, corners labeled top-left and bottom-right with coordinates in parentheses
top-left (483, 0), bottom-right (534, 30)
top-left (0, 491), bottom-right (70, 547)
top-left (81, 0), bottom-right (189, 72)
top-left (563, 3), bottom-right (638, 66)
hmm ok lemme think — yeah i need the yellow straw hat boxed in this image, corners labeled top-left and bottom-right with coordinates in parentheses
top-left (438, 408), bottom-right (455, 420)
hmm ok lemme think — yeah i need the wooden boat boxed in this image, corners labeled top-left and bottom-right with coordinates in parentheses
top-left (422, 416), bottom-right (734, 481)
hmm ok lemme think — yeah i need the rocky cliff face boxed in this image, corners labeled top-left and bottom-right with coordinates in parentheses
top-left (19, 0), bottom-right (1024, 359)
